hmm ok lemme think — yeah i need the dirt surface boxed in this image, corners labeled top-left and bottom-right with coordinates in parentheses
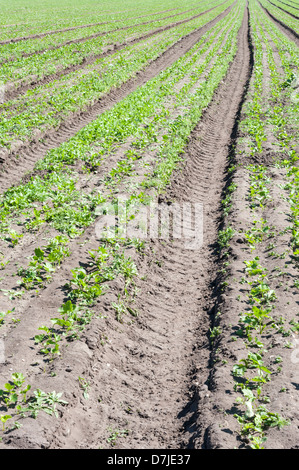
top-left (0, 0), bottom-right (298, 450)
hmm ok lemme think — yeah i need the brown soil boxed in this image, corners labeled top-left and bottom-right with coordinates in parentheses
top-left (0, 0), bottom-right (298, 451)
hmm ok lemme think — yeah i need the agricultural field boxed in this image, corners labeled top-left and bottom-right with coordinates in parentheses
top-left (0, 0), bottom-right (298, 451)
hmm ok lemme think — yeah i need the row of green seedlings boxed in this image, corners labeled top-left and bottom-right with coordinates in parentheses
top-left (239, 3), bottom-right (266, 156)
top-left (0, 8), bottom-right (238, 249)
top-left (32, 9), bottom-right (245, 359)
top-left (259, 0), bottom-right (299, 34)
top-left (4, 8), bottom-right (242, 293)
top-left (0, 0), bottom-right (234, 143)
top-left (257, 0), bottom-right (299, 99)
top-left (233, 252), bottom-right (289, 449)
top-left (17, 235), bottom-right (70, 290)
top-left (7, 4), bottom-right (245, 360)
top-left (210, 8), bottom-right (295, 443)
top-left (222, 13), bottom-right (298, 435)
top-left (0, 20), bottom-right (241, 336)
top-left (141, 2), bottom-right (244, 192)
top-left (228, 10), bottom-right (294, 442)
top-left (283, 167), bottom-right (299, 274)
top-left (34, 237), bottom-right (141, 361)
top-left (244, 1), bottom-right (299, 259)
top-left (260, 3), bottom-right (299, 265)
top-left (0, 372), bottom-right (67, 435)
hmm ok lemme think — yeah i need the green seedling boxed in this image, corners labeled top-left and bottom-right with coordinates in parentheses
top-left (78, 376), bottom-right (90, 399)
top-left (0, 307), bottom-right (15, 326)
top-left (107, 427), bottom-right (129, 446)
top-left (218, 227), bottom-right (235, 250)
top-left (244, 257), bottom-right (266, 276)
top-left (0, 414), bottom-right (12, 431)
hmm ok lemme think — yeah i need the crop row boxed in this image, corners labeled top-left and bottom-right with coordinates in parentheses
top-left (0, 0), bottom-right (231, 87)
top-left (260, 0), bottom-right (299, 34)
top-left (0, 10), bottom-right (183, 50)
top-left (0, 0), bottom-right (246, 433)
top-left (0, 0), bottom-right (182, 35)
top-left (0, 1), bottom-right (218, 59)
top-left (0, 1), bottom-right (235, 150)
